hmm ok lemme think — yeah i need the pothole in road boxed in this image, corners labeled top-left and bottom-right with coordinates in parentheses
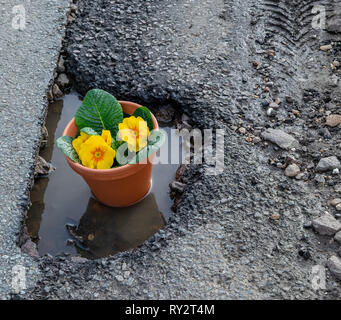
top-left (25, 92), bottom-right (183, 260)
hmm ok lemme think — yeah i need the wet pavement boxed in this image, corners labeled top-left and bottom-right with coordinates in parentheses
top-left (26, 93), bottom-right (179, 259)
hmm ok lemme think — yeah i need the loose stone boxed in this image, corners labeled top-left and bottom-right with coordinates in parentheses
top-left (238, 127), bottom-right (246, 134)
top-left (35, 156), bottom-right (55, 177)
top-left (335, 231), bottom-right (341, 243)
top-left (320, 44), bottom-right (333, 51)
top-left (170, 181), bottom-right (186, 193)
top-left (316, 156), bottom-right (341, 172)
top-left (332, 60), bottom-right (340, 70)
top-left (261, 129), bottom-right (299, 150)
top-left (292, 109), bottom-right (300, 116)
top-left (328, 198), bottom-right (341, 207)
top-left (312, 213), bottom-right (341, 236)
top-left (314, 174), bottom-right (325, 184)
top-left (52, 84), bottom-right (63, 98)
top-left (295, 173), bottom-right (305, 180)
top-left (269, 214), bottom-right (280, 220)
top-left (284, 164), bottom-right (300, 177)
top-left (269, 102), bottom-right (279, 109)
top-left (56, 73), bottom-right (70, 88)
top-left (266, 49), bottom-right (275, 57)
top-left (327, 256), bottom-right (341, 280)
top-left (266, 108), bottom-right (274, 117)
top-left (326, 114), bottom-right (341, 127)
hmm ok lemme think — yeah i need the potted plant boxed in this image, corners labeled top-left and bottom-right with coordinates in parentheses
top-left (56, 89), bottom-right (165, 207)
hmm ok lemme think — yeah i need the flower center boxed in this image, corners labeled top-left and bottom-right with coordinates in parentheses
top-left (92, 148), bottom-right (105, 162)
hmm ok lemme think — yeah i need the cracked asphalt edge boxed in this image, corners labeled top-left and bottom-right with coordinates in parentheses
top-left (0, 0), bottom-right (70, 299)
top-left (5, 0), bottom-right (341, 300)
top-left (21, 0), bottom-right (341, 299)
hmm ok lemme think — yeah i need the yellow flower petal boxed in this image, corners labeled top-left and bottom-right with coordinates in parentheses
top-left (101, 130), bottom-right (112, 147)
top-left (78, 136), bottom-right (115, 169)
top-left (117, 116), bottom-right (150, 152)
top-left (72, 132), bottom-right (90, 154)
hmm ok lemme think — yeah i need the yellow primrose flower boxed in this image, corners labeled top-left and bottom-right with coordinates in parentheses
top-left (72, 132), bottom-right (90, 154)
top-left (101, 130), bottom-right (112, 146)
top-left (118, 116), bottom-right (150, 152)
top-left (78, 136), bottom-right (116, 169)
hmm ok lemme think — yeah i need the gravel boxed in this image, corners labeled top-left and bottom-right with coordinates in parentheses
top-left (0, 0), bottom-right (70, 299)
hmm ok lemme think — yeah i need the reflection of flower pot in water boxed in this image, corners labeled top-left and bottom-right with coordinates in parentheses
top-left (75, 194), bottom-right (165, 259)
top-left (62, 101), bottom-right (159, 207)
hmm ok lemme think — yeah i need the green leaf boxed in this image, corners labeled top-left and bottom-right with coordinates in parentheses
top-left (111, 139), bottom-right (124, 151)
top-left (75, 89), bottom-right (123, 138)
top-left (56, 136), bottom-right (81, 164)
top-left (133, 106), bottom-right (154, 131)
top-left (128, 130), bottom-right (166, 164)
top-left (80, 127), bottom-right (99, 136)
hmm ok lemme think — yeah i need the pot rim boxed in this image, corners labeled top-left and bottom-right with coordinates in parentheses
top-left (62, 100), bottom-right (159, 177)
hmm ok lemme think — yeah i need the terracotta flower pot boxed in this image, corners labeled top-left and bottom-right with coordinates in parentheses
top-left (62, 101), bottom-right (159, 207)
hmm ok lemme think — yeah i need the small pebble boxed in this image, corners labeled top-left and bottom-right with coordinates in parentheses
top-left (326, 114), bottom-right (341, 127)
top-left (267, 108), bottom-right (274, 116)
top-left (284, 164), bottom-right (300, 177)
top-left (329, 198), bottom-right (341, 207)
top-left (269, 102), bottom-right (279, 109)
top-left (320, 44), bottom-right (333, 51)
top-left (238, 127), bottom-right (246, 134)
top-left (332, 60), bottom-right (340, 69)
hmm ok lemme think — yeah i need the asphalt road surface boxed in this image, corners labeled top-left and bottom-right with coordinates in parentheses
top-left (1, 0), bottom-right (341, 299)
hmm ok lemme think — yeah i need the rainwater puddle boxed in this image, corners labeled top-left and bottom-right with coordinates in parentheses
top-left (26, 92), bottom-right (181, 259)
